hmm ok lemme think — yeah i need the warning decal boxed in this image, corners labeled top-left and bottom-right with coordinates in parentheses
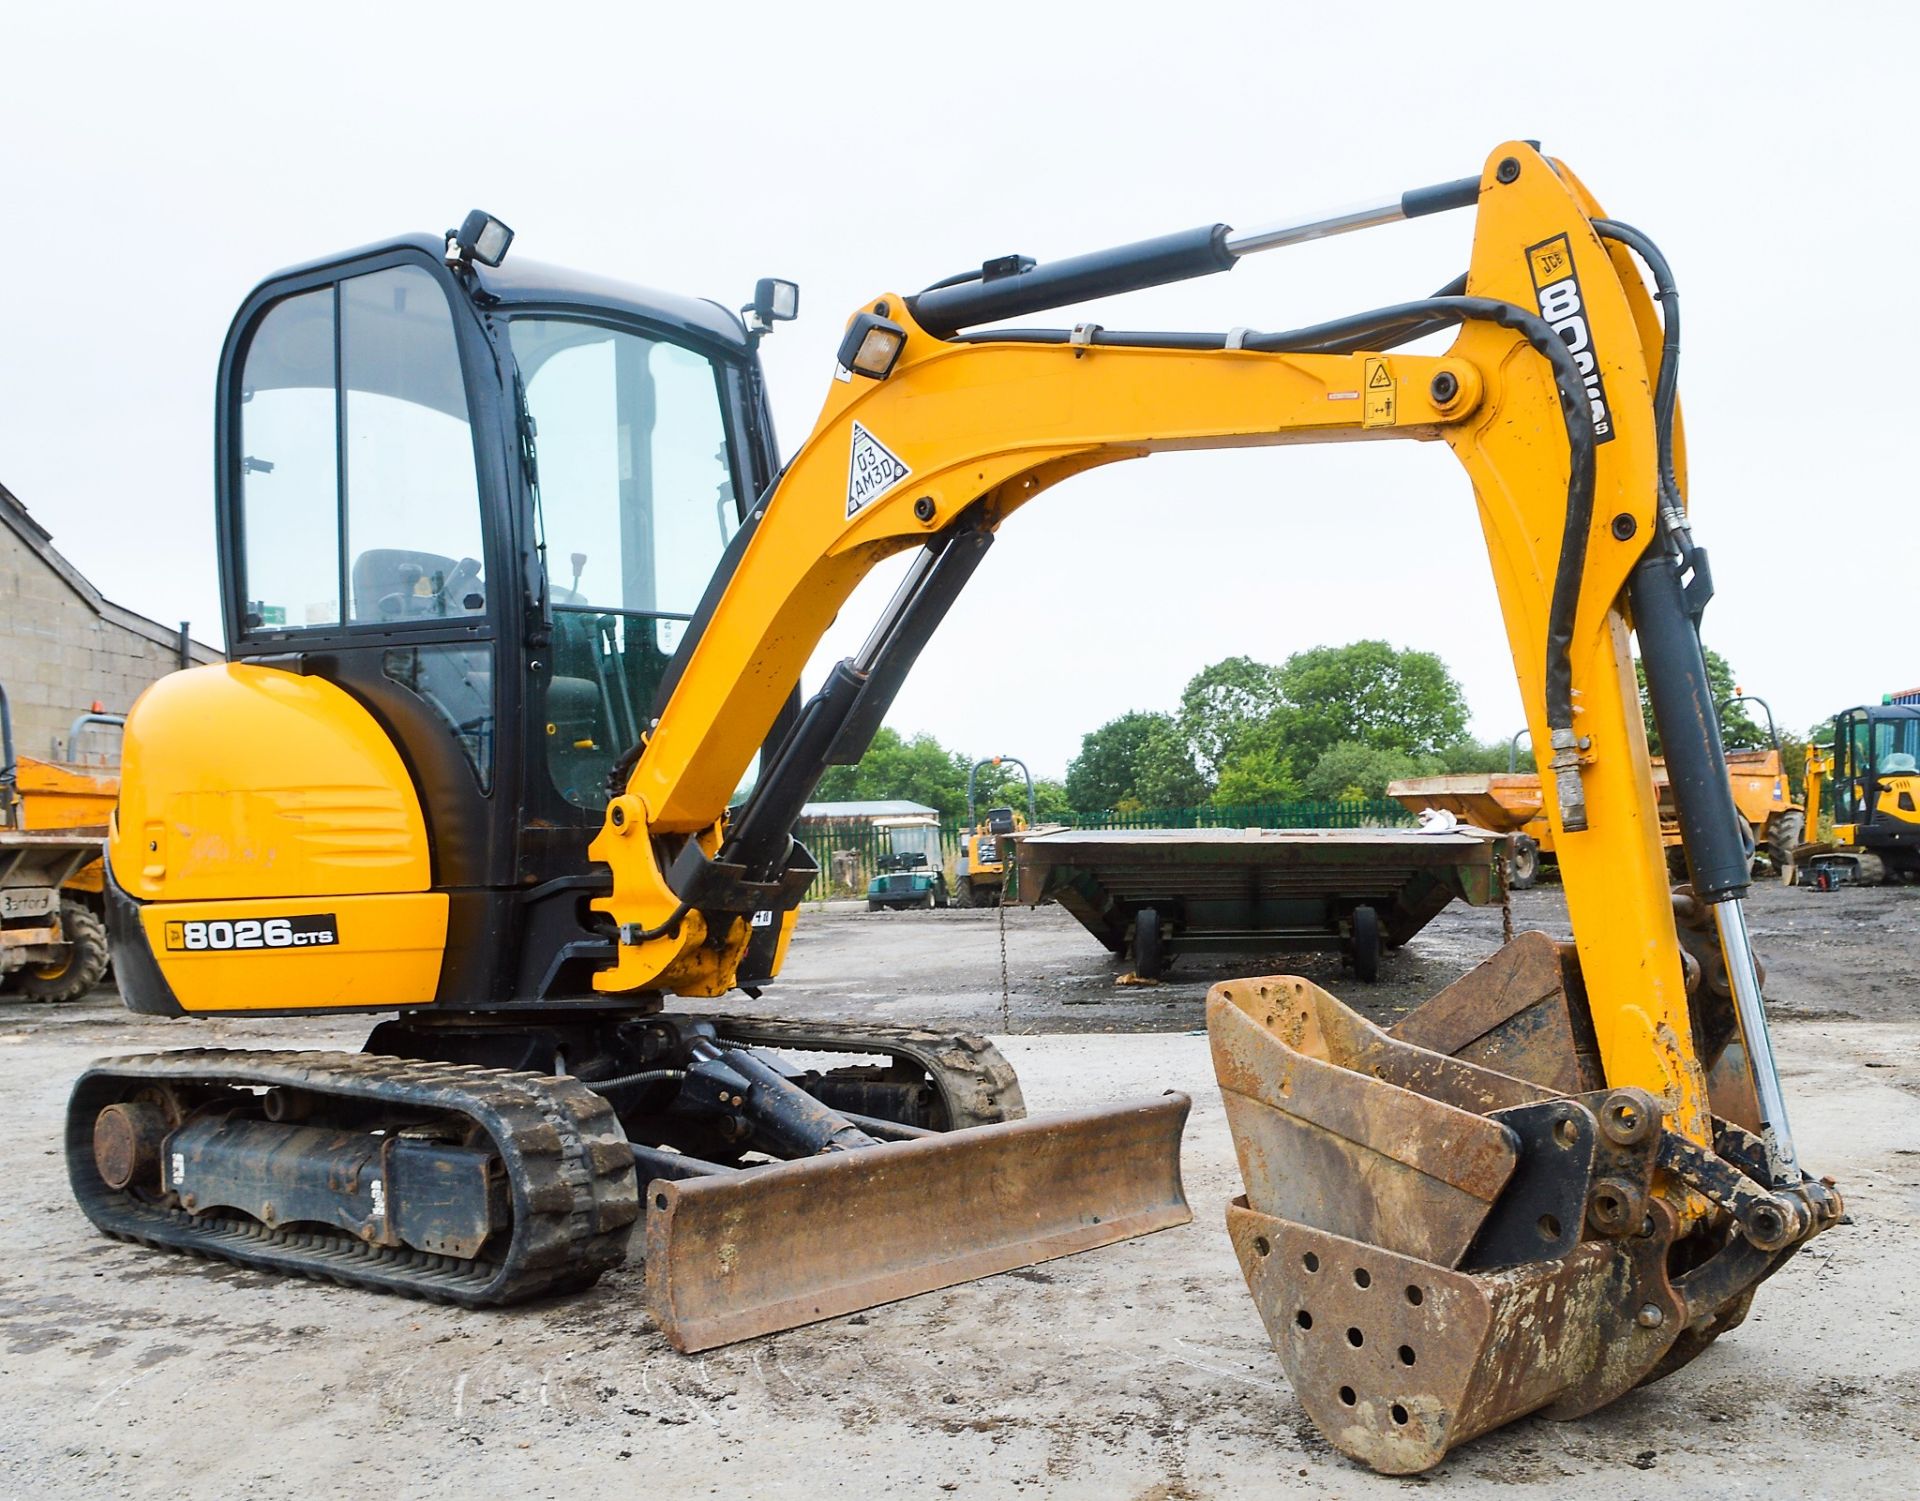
top-left (1362, 358), bottom-right (1395, 428)
top-left (846, 422), bottom-right (911, 519)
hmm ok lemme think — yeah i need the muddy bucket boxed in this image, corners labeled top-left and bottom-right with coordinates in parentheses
top-left (1208, 966), bottom-right (1839, 1474)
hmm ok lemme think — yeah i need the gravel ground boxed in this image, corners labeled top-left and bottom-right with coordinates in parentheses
top-left (766, 878), bottom-right (1920, 1032)
top-left (1, 881), bottom-right (1916, 1498)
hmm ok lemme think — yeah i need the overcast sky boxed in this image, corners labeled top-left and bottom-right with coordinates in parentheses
top-left (4, 4), bottom-right (1911, 778)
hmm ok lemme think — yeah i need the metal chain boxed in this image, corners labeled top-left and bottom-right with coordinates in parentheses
top-left (997, 893), bottom-right (1013, 1033)
top-left (1499, 842), bottom-right (1515, 947)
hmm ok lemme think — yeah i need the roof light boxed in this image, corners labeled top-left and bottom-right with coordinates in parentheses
top-left (451, 209), bottom-right (514, 268)
top-left (753, 278), bottom-right (799, 324)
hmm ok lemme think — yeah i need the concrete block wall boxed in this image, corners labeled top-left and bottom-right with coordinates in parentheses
top-left (0, 522), bottom-right (205, 761)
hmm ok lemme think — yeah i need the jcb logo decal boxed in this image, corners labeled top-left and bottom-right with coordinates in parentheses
top-left (1526, 234), bottom-right (1615, 445)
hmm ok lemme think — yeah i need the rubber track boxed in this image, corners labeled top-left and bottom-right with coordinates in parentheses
top-left (704, 1016), bottom-right (1026, 1129)
top-left (66, 1049), bottom-right (639, 1306)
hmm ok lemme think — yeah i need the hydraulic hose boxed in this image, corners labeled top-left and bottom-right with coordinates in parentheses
top-left (1592, 220), bottom-right (1683, 534)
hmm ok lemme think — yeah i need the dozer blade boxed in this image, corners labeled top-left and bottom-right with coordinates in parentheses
top-left (1208, 963), bottom-right (1841, 1475)
top-left (644, 1093), bottom-right (1191, 1352)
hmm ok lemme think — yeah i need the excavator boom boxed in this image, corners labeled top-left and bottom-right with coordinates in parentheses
top-left (585, 141), bottom-right (1839, 1467)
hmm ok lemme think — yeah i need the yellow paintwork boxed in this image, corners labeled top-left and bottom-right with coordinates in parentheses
top-left (961, 811), bottom-right (1027, 888)
top-left (141, 891), bottom-right (448, 1012)
top-left (16, 755), bottom-right (117, 830)
top-left (108, 663), bottom-right (442, 1010)
top-left (13, 755), bottom-right (115, 892)
top-left (1804, 742), bottom-right (1828, 840)
top-left (110, 664), bottom-right (433, 902)
top-left (590, 144), bottom-right (1711, 1150)
top-left (1805, 735), bottom-right (1920, 853)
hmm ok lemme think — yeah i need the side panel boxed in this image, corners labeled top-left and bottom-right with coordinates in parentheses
top-left (140, 892), bottom-right (448, 1013)
top-left (106, 662), bottom-right (444, 1014)
top-left (110, 663), bottom-right (432, 902)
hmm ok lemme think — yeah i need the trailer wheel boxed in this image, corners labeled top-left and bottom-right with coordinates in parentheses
top-left (1132, 907), bottom-right (1165, 980)
top-left (1350, 904), bottom-right (1381, 984)
top-left (1509, 835), bottom-right (1540, 890)
top-left (19, 902), bottom-right (110, 1003)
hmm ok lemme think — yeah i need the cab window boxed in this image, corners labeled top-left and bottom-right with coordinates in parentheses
top-left (238, 288), bottom-right (340, 629)
top-left (342, 268), bottom-right (485, 623)
top-left (509, 318), bottom-right (740, 807)
top-left (235, 262), bottom-right (485, 632)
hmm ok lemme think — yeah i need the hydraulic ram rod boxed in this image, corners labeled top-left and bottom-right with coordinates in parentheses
top-left (909, 174), bottom-right (1482, 337)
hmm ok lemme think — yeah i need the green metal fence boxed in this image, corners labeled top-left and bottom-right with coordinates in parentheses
top-left (794, 799), bottom-right (1413, 902)
top-left (1043, 799), bottom-right (1414, 832)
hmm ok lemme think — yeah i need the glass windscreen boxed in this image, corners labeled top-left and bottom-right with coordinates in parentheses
top-left (509, 318), bottom-right (741, 807)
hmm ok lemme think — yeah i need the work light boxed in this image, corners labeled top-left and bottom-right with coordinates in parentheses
top-left (454, 209), bottom-right (514, 267)
top-left (837, 310), bottom-right (907, 379)
top-left (753, 278), bottom-right (799, 323)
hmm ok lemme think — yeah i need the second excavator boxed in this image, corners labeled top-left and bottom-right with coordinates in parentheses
top-left (71, 142), bottom-right (1839, 1472)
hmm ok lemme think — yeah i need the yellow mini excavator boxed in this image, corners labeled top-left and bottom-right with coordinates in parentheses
top-left (71, 143), bottom-right (1839, 1473)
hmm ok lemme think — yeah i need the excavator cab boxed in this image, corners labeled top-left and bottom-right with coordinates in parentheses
top-left (200, 230), bottom-right (780, 1006)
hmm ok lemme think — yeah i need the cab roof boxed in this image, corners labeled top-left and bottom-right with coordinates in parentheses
top-left (248, 231), bottom-right (753, 355)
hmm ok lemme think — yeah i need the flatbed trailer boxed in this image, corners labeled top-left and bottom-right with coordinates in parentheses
top-left (1012, 825), bottom-right (1503, 981)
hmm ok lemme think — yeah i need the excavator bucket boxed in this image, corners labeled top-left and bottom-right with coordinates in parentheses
top-left (1209, 952), bottom-right (1842, 1475)
top-left (645, 1094), bottom-right (1191, 1351)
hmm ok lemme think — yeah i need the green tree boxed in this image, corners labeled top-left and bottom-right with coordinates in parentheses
top-left (1302, 741), bottom-right (1421, 801)
top-left (1633, 648), bottom-right (1765, 755)
top-left (812, 727), bottom-right (971, 819)
top-left (1134, 715), bottom-right (1211, 807)
top-left (1275, 641), bottom-right (1469, 763)
top-left (1031, 777), bottom-right (1073, 822)
top-left (1211, 717), bottom-right (1302, 805)
top-left (1428, 736), bottom-right (1533, 775)
top-left (1066, 711), bottom-right (1173, 812)
top-left (1178, 656), bottom-right (1288, 780)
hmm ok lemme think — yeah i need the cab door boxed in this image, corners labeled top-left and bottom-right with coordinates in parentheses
top-left (220, 251), bottom-right (517, 902)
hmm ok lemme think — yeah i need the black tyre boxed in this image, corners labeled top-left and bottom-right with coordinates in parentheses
top-left (1765, 810), bottom-right (1805, 881)
top-left (1350, 904), bottom-right (1381, 984)
top-left (1509, 835), bottom-right (1540, 891)
top-left (954, 877), bottom-right (975, 909)
top-left (19, 902), bottom-right (110, 1003)
top-left (1132, 906), bottom-right (1165, 980)
top-left (867, 899), bottom-right (882, 912)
